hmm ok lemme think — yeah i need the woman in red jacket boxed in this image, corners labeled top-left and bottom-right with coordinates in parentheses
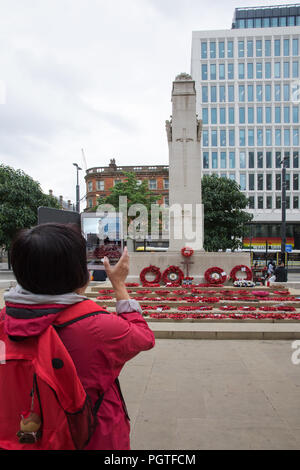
top-left (2, 223), bottom-right (155, 450)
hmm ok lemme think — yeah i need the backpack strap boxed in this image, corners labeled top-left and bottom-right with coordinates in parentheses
top-left (53, 299), bottom-right (110, 329)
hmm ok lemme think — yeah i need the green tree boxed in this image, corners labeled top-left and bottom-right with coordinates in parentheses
top-left (0, 164), bottom-right (60, 257)
top-left (202, 174), bottom-right (253, 252)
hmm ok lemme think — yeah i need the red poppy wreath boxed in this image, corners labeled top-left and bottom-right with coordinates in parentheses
top-left (139, 265), bottom-right (161, 285)
top-left (162, 265), bottom-right (184, 286)
top-left (204, 267), bottom-right (227, 285)
top-left (230, 265), bottom-right (252, 282)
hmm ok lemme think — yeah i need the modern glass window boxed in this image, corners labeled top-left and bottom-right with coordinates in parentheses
top-left (238, 63), bottom-right (244, 79)
top-left (229, 129), bottom-right (235, 146)
top-left (284, 106), bottom-right (290, 123)
top-left (276, 196), bottom-right (281, 209)
top-left (256, 40), bottom-right (262, 57)
top-left (274, 39), bottom-right (281, 56)
top-left (203, 152), bottom-right (209, 169)
top-left (255, 18), bottom-right (261, 28)
top-left (211, 86), bottom-right (217, 102)
top-left (257, 174), bottom-right (263, 191)
top-left (286, 173), bottom-right (291, 191)
top-left (220, 130), bottom-right (226, 146)
top-left (266, 129), bottom-right (272, 146)
top-left (293, 106), bottom-right (299, 123)
top-left (240, 151), bottom-right (246, 168)
top-left (240, 174), bottom-right (246, 191)
top-left (274, 62), bottom-right (281, 78)
top-left (212, 152), bottom-right (218, 168)
top-left (220, 151), bottom-right (226, 168)
top-left (276, 152), bottom-right (282, 169)
top-left (211, 108), bottom-right (217, 124)
top-left (210, 64), bottom-right (216, 80)
top-left (219, 63), bottom-right (225, 80)
top-left (271, 18), bottom-right (278, 27)
top-left (229, 151), bottom-right (235, 168)
top-left (288, 16), bottom-right (295, 26)
top-left (249, 196), bottom-right (255, 209)
top-left (293, 151), bottom-right (299, 168)
top-left (284, 62), bottom-right (290, 78)
top-left (258, 196), bottom-right (263, 210)
top-left (256, 85), bottom-right (262, 102)
top-left (284, 39), bottom-right (290, 56)
top-left (219, 41), bottom-right (225, 58)
top-left (202, 86), bottom-right (208, 102)
top-left (262, 18), bottom-right (270, 27)
top-left (275, 84), bottom-right (281, 101)
top-left (266, 196), bottom-right (272, 209)
top-left (228, 85), bottom-right (234, 102)
top-left (228, 107), bottom-right (235, 124)
top-left (265, 62), bottom-right (271, 79)
top-left (248, 84), bottom-right (254, 101)
top-left (265, 40), bottom-right (271, 57)
top-left (220, 108), bottom-right (226, 124)
top-left (257, 151), bottom-right (263, 168)
top-left (238, 41), bottom-right (244, 57)
top-left (239, 85), bottom-right (245, 102)
top-left (247, 40), bottom-right (253, 57)
top-left (257, 129), bottom-right (263, 146)
top-left (201, 42), bottom-right (207, 59)
top-left (292, 61), bottom-right (299, 78)
top-left (275, 129), bottom-right (281, 145)
top-left (293, 196), bottom-right (299, 209)
top-left (266, 151), bottom-right (272, 168)
top-left (275, 106), bottom-right (281, 123)
top-left (228, 63), bottom-right (234, 79)
top-left (248, 107), bottom-right (254, 123)
top-left (293, 128), bottom-right (299, 146)
top-left (219, 85), bottom-right (226, 102)
top-left (227, 41), bottom-right (234, 58)
top-left (239, 107), bottom-right (245, 124)
top-left (248, 128), bottom-right (254, 146)
top-left (247, 62), bottom-right (253, 79)
top-left (201, 64), bottom-right (208, 80)
top-left (266, 107), bottom-right (271, 123)
top-left (202, 108), bottom-right (208, 124)
top-left (284, 151), bottom-right (290, 168)
top-left (256, 62), bottom-right (262, 79)
top-left (249, 151), bottom-right (254, 168)
top-left (284, 84), bottom-right (290, 101)
top-left (293, 39), bottom-right (299, 56)
top-left (203, 130), bottom-right (209, 147)
top-left (279, 17), bottom-right (286, 27)
top-left (249, 174), bottom-right (254, 190)
top-left (212, 129), bottom-right (218, 146)
top-left (276, 174), bottom-right (281, 191)
top-left (284, 129), bottom-right (290, 146)
top-left (257, 107), bottom-right (263, 124)
top-left (294, 173), bottom-right (299, 191)
top-left (210, 41), bottom-right (216, 58)
top-left (239, 130), bottom-right (245, 147)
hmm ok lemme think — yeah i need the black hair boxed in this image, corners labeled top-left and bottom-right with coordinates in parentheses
top-left (11, 223), bottom-right (90, 295)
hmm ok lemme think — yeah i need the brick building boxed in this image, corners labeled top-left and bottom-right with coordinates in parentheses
top-left (85, 159), bottom-right (169, 210)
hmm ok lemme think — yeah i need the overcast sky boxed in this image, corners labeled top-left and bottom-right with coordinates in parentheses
top-left (0, 0), bottom-right (289, 208)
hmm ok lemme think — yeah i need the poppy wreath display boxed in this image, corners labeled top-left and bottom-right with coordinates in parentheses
top-left (162, 266), bottom-right (184, 286)
top-left (230, 265), bottom-right (253, 282)
top-left (204, 267), bottom-right (227, 285)
top-left (139, 265), bottom-right (161, 285)
top-left (181, 247), bottom-right (194, 258)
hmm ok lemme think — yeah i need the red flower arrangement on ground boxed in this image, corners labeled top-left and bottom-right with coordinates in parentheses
top-left (162, 266), bottom-right (184, 286)
top-left (204, 267), bottom-right (227, 285)
top-left (125, 283), bottom-right (140, 287)
top-left (230, 265), bottom-right (252, 281)
top-left (140, 265), bottom-right (161, 285)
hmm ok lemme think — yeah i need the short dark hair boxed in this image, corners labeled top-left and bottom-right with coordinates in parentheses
top-left (11, 223), bottom-right (89, 295)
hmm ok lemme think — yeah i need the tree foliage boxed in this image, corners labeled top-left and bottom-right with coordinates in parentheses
top-left (202, 174), bottom-right (253, 252)
top-left (0, 164), bottom-right (60, 249)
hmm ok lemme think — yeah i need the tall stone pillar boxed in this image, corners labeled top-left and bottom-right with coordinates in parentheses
top-left (165, 73), bottom-right (204, 252)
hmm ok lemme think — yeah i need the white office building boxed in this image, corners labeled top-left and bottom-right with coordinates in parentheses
top-left (191, 4), bottom-right (300, 252)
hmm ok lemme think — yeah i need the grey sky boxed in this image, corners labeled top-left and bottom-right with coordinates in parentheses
top-left (0, 0), bottom-right (290, 207)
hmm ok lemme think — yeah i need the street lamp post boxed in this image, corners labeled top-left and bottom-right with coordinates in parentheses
top-left (73, 163), bottom-right (82, 213)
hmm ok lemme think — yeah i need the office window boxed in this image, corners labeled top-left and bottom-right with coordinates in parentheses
top-left (240, 151), bottom-right (246, 168)
top-left (248, 128), bottom-right (254, 146)
top-left (284, 129), bottom-right (290, 146)
top-left (228, 63), bottom-right (234, 79)
top-left (227, 40), bottom-right (234, 58)
top-left (266, 107), bottom-right (271, 123)
top-left (257, 107), bottom-right (263, 124)
top-left (211, 86), bottom-right (217, 102)
top-left (294, 151), bottom-right (299, 168)
top-left (212, 152), bottom-right (218, 169)
top-left (276, 174), bottom-right (281, 191)
top-left (202, 108), bottom-right (208, 124)
top-left (149, 179), bottom-right (157, 189)
top-left (280, 17), bottom-right (286, 26)
top-left (284, 151), bottom-right (290, 168)
top-left (258, 196), bottom-right (264, 209)
top-left (238, 63), bottom-right (244, 79)
top-left (240, 174), bottom-right (246, 191)
top-left (238, 41), bottom-right (244, 57)
top-left (292, 61), bottom-right (299, 78)
top-left (239, 130), bottom-right (245, 147)
top-left (275, 84), bottom-right (281, 101)
top-left (275, 129), bottom-right (281, 146)
top-left (211, 108), bottom-right (217, 124)
top-left (256, 40), bottom-right (262, 57)
top-left (271, 18), bottom-right (278, 27)
top-left (219, 85), bottom-right (226, 102)
top-left (249, 196), bottom-right (255, 209)
top-left (228, 85), bottom-right (234, 102)
top-left (276, 151), bottom-right (282, 168)
top-left (201, 42), bottom-right (207, 59)
top-left (239, 107), bottom-right (245, 124)
top-left (275, 106), bottom-right (281, 123)
top-left (210, 41), bottom-right (216, 58)
top-left (247, 84), bottom-right (253, 102)
top-left (220, 152), bottom-right (226, 169)
top-left (266, 151), bottom-right (272, 168)
top-left (284, 39), bottom-right (290, 56)
top-left (255, 18), bottom-right (261, 28)
top-left (294, 196), bottom-right (299, 209)
top-left (229, 151), bottom-right (235, 169)
top-left (258, 173), bottom-right (264, 189)
top-left (245, 40), bottom-right (252, 58)
top-left (286, 173), bottom-right (291, 191)
top-left (293, 39), bottom-right (299, 56)
top-left (220, 108), bottom-right (226, 124)
top-left (202, 86), bottom-right (208, 102)
top-left (219, 41), bottom-right (225, 58)
top-left (274, 62), bottom-right (281, 78)
top-left (229, 129), bottom-right (235, 146)
top-left (210, 64), bottom-right (216, 80)
top-left (247, 63), bottom-right (253, 79)
top-left (294, 174), bottom-right (299, 191)
top-left (284, 84), bottom-right (290, 101)
top-left (219, 63), bottom-right (225, 80)
top-left (262, 18), bottom-right (269, 27)
top-left (201, 64), bottom-right (208, 80)
top-left (257, 151), bottom-right (263, 168)
top-left (249, 151), bottom-right (254, 168)
top-left (228, 107), bottom-right (234, 124)
top-left (203, 152), bottom-right (209, 169)
top-left (266, 196), bottom-right (272, 209)
top-left (284, 106), bottom-right (290, 123)
top-left (276, 196), bottom-right (281, 209)
top-left (249, 174), bottom-right (254, 190)
top-left (256, 62), bottom-right (262, 79)
top-left (266, 173), bottom-right (272, 190)
top-left (265, 39), bottom-right (271, 56)
top-left (248, 107), bottom-right (254, 123)
top-left (239, 85), bottom-right (245, 102)
top-left (265, 62), bottom-right (271, 79)
top-left (203, 130), bottom-right (209, 146)
top-left (211, 129), bottom-right (217, 146)
top-left (293, 129), bottom-right (299, 146)
top-left (220, 130), bottom-right (226, 146)
top-left (293, 106), bottom-right (299, 123)
top-left (274, 39), bottom-right (281, 56)
top-left (266, 129), bottom-right (272, 146)
top-left (256, 85), bottom-right (262, 102)
top-left (288, 16), bottom-right (295, 26)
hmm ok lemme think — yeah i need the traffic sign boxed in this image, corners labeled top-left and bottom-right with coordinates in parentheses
top-left (285, 245), bottom-right (293, 253)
